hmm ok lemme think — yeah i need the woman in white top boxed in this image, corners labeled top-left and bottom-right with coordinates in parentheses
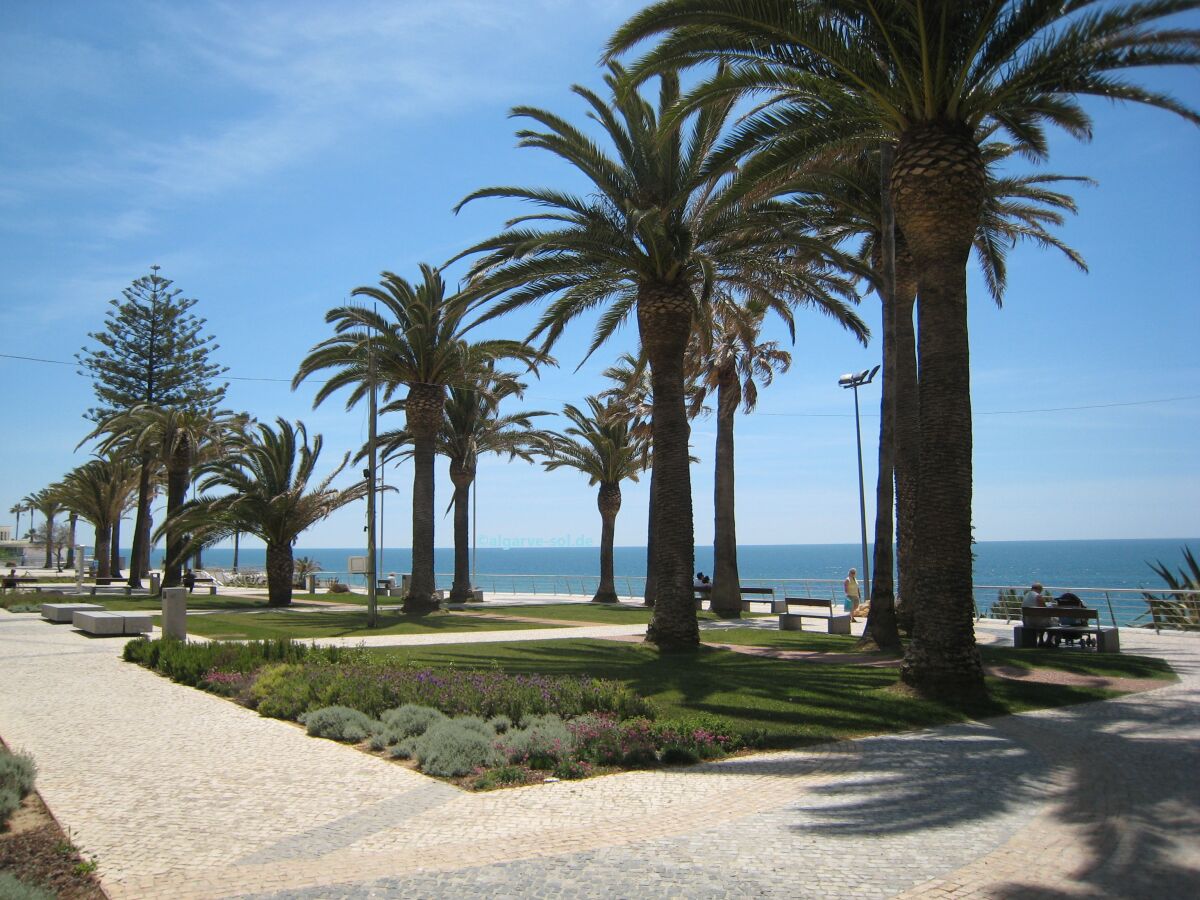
top-left (843, 569), bottom-right (860, 612)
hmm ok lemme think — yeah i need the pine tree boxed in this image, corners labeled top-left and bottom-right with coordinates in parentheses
top-left (77, 266), bottom-right (227, 587)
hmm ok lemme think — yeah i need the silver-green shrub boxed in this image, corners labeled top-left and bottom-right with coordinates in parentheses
top-left (298, 706), bottom-right (380, 742)
top-left (411, 720), bottom-right (503, 777)
top-left (499, 714), bottom-right (574, 768)
top-left (380, 704), bottom-right (447, 738)
top-left (0, 872), bottom-right (54, 900)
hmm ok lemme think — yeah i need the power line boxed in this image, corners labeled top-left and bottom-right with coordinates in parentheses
top-left (2, 352), bottom-right (1196, 416)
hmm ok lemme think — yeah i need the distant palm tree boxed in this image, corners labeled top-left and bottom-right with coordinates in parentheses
top-left (168, 419), bottom-right (369, 607)
top-left (374, 365), bottom-right (553, 602)
top-left (456, 64), bottom-right (865, 648)
top-left (608, 0), bottom-right (1199, 699)
top-left (295, 265), bottom-right (541, 614)
top-left (541, 397), bottom-right (651, 603)
top-left (96, 405), bottom-right (244, 588)
top-left (9, 504), bottom-right (23, 545)
top-left (23, 489), bottom-right (64, 569)
top-left (688, 299), bottom-right (799, 617)
top-left (57, 459), bottom-right (138, 584)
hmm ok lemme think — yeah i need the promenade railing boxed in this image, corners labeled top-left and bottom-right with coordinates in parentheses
top-left (973, 584), bottom-right (1199, 633)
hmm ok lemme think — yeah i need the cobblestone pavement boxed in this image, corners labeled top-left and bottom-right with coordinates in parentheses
top-left (1, 612), bottom-right (1196, 899)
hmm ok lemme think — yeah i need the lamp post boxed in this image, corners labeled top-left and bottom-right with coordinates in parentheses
top-left (839, 366), bottom-right (880, 602)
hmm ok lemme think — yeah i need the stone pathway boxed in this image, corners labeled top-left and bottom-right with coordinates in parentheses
top-left (1, 612), bottom-right (1196, 898)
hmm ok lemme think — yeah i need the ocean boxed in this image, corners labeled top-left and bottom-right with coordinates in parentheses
top-left (149, 538), bottom-right (1196, 593)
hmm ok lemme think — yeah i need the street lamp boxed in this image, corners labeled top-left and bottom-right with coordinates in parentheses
top-left (838, 365), bottom-right (880, 602)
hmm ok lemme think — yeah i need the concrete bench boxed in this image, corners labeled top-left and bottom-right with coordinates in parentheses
top-left (779, 597), bottom-right (852, 635)
top-left (694, 585), bottom-right (785, 613)
top-left (41, 602), bottom-right (105, 623)
top-left (72, 610), bottom-right (153, 636)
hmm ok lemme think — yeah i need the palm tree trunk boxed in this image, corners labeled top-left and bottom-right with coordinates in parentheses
top-left (893, 242), bottom-right (919, 636)
top-left (891, 123), bottom-right (986, 701)
top-left (710, 369), bottom-right (742, 619)
top-left (42, 511), bottom-right (57, 569)
top-left (449, 459), bottom-right (475, 602)
top-left (94, 520), bottom-right (112, 584)
top-left (404, 383), bottom-right (444, 614)
top-left (162, 456), bottom-right (189, 589)
top-left (65, 514), bottom-right (77, 569)
top-left (639, 283), bottom-right (699, 650)
top-left (594, 482), bottom-right (621, 603)
top-left (861, 149), bottom-right (901, 652)
top-left (109, 519), bottom-right (122, 579)
top-left (265, 542), bottom-right (294, 606)
top-left (127, 457), bottom-right (153, 588)
top-left (642, 465), bottom-right (657, 607)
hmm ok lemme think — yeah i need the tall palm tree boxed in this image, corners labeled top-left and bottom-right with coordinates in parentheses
top-left (23, 489), bottom-right (64, 569)
top-left (788, 143), bottom-right (1089, 647)
top-left (57, 459), bottom-right (138, 584)
top-left (168, 419), bottom-right (369, 606)
top-left (97, 405), bottom-right (243, 588)
top-left (375, 366), bottom-right (553, 602)
top-left (608, 0), bottom-right (1199, 698)
top-left (456, 64), bottom-right (866, 649)
top-left (294, 265), bottom-right (541, 614)
top-left (688, 298), bottom-right (799, 617)
top-left (9, 504), bottom-right (23, 545)
top-left (541, 397), bottom-right (651, 603)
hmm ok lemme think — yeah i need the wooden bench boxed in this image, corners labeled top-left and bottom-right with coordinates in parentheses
top-left (1, 576), bottom-right (39, 593)
top-left (693, 584), bottom-right (784, 613)
top-left (1015, 606), bottom-right (1119, 653)
top-left (779, 597), bottom-right (852, 634)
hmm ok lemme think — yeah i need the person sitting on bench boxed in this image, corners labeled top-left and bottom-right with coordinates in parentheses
top-left (183, 568), bottom-right (197, 593)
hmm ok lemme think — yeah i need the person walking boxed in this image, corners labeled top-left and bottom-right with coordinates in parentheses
top-left (843, 568), bottom-right (860, 613)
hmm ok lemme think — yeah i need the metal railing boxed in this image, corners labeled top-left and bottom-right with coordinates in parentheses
top-left (973, 584), bottom-right (1200, 633)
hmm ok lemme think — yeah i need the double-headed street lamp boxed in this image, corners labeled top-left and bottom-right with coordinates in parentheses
top-left (839, 365), bottom-right (880, 602)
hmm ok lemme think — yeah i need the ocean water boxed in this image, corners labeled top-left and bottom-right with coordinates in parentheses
top-left (150, 538), bottom-right (1197, 592)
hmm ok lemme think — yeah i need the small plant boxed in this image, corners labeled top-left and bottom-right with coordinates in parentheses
top-left (299, 706), bottom-right (380, 742)
top-left (388, 737), bottom-right (419, 760)
top-left (488, 714), bottom-right (513, 734)
top-left (552, 758), bottom-right (592, 780)
top-left (989, 588), bottom-right (1024, 621)
top-left (0, 873), bottom-right (54, 900)
top-left (1144, 546), bottom-right (1200, 631)
top-left (380, 704), bottom-right (447, 738)
top-left (410, 719), bottom-right (503, 777)
top-left (0, 746), bottom-right (36, 826)
top-left (499, 714), bottom-right (574, 769)
top-left (327, 581), bottom-right (350, 594)
top-left (473, 764), bottom-right (534, 790)
top-left (73, 857), bottom-right (99, 876)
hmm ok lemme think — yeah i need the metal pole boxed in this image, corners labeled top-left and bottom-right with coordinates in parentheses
top-left (852, 383), bottom-right (871, 600)
top-left (366, 333), bottom-right (378, 629)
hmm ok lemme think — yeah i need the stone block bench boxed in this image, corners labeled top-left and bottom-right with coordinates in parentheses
top-left (72, 610), bottom-right (153, 636)
top-left (779, 597), bottom-right (852, 634)
top-left (41, 602), bottom-right (104, 623)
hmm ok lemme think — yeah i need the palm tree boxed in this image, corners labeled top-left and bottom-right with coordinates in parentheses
top-left (167, 419), bottom-right (368, 607)
top-left (294, 265), bottom-right (541, 614)
top-left (9, 504), bottom-right (23, 545)
top-left (97, 405), bottom-right (243, 588)
top-left (375, 366), bottom-right (553, 602)
top-left (23, 489), bottom-right (64, 569)
top-left (541, 397), bottom-right (651, 603)
top-left (788, 143), bottom-right (1089, 647)
top-left (456, 64), bottom-right (866, 649)
top-left (688, 298), bottom-right (798, 617)
top-left (608, 0), bottom-right (1199, 698)
top-left (57, 459), bottom-right (138, 584)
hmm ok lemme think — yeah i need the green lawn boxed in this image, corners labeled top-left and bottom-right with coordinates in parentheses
top-left (481, 602), bottom-right (773, 624)
top-left (362, 638), bottom-right (1137, 747)
top-left (977, 645), bottom-right (1177, 681)
top-left (94, 595), bottom-right (272, 612)
top-left (176, 609), bottom-right (570, 641)
top-left (701, 627), bottom-right (861, 652)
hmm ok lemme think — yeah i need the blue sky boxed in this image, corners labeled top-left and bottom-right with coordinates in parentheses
top-left (1, 0), bottom-right (1197, 555)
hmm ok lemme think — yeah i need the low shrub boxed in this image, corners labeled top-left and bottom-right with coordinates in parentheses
top-left (200, 669), bottom-right (254, 698)
top-left (124, 638), bottom-right (327, 686)
top-left (410, 719), bottom-right (503, 777)
top-left (388, 737), bottom-right (419, 760)
top-left (499, 714), bottom-right (574, 769)
top-left (0, 746), bottom-right (36, 826)
top-left (653, 714), bottom-right (745, 762)
top-left (552, 758), bottom-right (592, 780)
top-left (299, 706), bottom-right (380, 742)
top-left (0, 873), bottom-right (54, 900)
top-left (488, 714), bottom-right (513, 734)
top-left (473, 764), bottom-right (534, 790)
top-left (250, 664), bottom-right (328, 719)
top-left (248, 663), bottom-right (655, 722)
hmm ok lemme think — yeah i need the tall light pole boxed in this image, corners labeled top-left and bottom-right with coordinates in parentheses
top-left (839, 365), bottom-right (880, 602)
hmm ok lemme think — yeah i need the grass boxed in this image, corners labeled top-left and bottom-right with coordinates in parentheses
top-left (701, 627), bottom-right (861, 652)
top-left (361, 638), bottom-right (1136, 748)
top-left (480, 602), bottom-right (772, 624)
top-left (977, 645), bottom-right (1177, 681)
top-left (175, 609), bottom-right (570, 641)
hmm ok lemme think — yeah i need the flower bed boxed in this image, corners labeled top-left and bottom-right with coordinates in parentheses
top-left (123, 638), bottom-right (747, 788)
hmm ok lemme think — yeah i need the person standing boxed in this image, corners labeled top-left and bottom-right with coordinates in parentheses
top-left (843, 568), bottom-right (860, 613)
